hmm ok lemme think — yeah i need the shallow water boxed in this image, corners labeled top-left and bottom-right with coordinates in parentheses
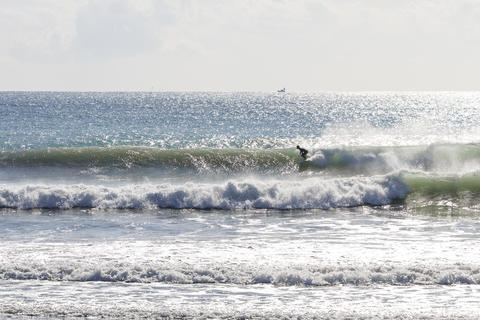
top-left (1, 208), bottom-right (480, 318)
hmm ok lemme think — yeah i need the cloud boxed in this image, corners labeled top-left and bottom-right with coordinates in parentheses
top-left (5, 0), bottom-right (176, 62)
top-left (71, 0), bottom-right (166, 59)
top-left (2, 0), bottom-right (480, 90)
top-left (3, 1), bottom-right (80, 62)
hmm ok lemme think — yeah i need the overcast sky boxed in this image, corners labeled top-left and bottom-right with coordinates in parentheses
top-left (1, 0), bottom-right (480, 91)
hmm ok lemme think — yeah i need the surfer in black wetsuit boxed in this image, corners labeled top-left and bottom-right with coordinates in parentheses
top-left (296, 145), bottom-right (308, 160)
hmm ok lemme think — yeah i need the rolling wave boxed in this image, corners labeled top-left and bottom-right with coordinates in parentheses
top-left (1, 260), bottom-right (478, 286)
top-left (2, 144), bottom-right (480, 175)
top-left (3, 173), bottom-right (480, 210)
top-left (0, 147), bottom-right (298, 173)
top-left (0, 175), bottom-right (407, 210)
top-left (3, 144), bottom-right (480, 210)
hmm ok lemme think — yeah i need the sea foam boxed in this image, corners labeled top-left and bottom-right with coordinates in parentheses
top-left (0, 174), bottom-right (408, 210)
top-left (1, 260), bottom-right (478, 286)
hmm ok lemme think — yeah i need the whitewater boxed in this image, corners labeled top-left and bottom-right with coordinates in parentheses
top-left (1, 91), bottom-right (480, 319)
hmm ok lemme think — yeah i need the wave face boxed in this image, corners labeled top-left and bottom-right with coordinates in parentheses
top-left (3, 143), bottom-right (480, 174)
top-left (0, 147), bottom-right (298, 174)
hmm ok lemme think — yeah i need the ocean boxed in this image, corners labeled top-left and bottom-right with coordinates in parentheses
top-left (1, 91), bottom-right (480, 319)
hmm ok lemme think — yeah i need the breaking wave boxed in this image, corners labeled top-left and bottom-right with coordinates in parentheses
top-left (1, 261), bottom-right (479, 286)
top-left (4, 144), bottom-right (480, 210)
top-left (0, 174), bottom-right (408, 210)
top-left (4, 172), bottom-right (480, 210)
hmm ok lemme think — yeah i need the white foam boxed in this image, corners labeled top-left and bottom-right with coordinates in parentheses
top-left (307, 144), bottom-right (480, 176)
top-left (1, 260), bottom-right (478, 286)
top-left (309, 150), bottom-right (399, 172)
top-left (0, 174), bottom-right (409, 210)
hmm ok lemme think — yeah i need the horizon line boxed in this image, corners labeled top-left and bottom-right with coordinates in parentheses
top-left (2, 90), bottom-right (480, 94)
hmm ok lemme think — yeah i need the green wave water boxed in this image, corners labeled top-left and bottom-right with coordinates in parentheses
top-left (3, 143), bottom-right (480, 173)
top-left (2, 144), bottom-right (480, 211)
top-left (0, 147), bottom-right (301, 172)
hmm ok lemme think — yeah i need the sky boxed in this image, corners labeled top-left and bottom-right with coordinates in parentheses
top-left (1, 0), bottom-right (480, 91)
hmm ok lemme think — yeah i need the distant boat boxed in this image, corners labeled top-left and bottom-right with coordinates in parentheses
top-left (277, 88), bottom-right (286, 93)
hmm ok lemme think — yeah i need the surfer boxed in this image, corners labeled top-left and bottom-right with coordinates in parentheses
top-left (296, 145), bottom-right (308, 160)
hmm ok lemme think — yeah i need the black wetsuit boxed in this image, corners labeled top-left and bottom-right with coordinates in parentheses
top-left (298, 147), bottom-right (308, 160)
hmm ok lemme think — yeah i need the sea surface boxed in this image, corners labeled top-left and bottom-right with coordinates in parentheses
top-left (1, 91), bottom-right (480, 319)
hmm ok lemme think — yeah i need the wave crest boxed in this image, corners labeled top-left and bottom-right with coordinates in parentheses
top-left (0, 175), bottom-right (408, 210)
top-left (1, 261), bottom-right (478, 286)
